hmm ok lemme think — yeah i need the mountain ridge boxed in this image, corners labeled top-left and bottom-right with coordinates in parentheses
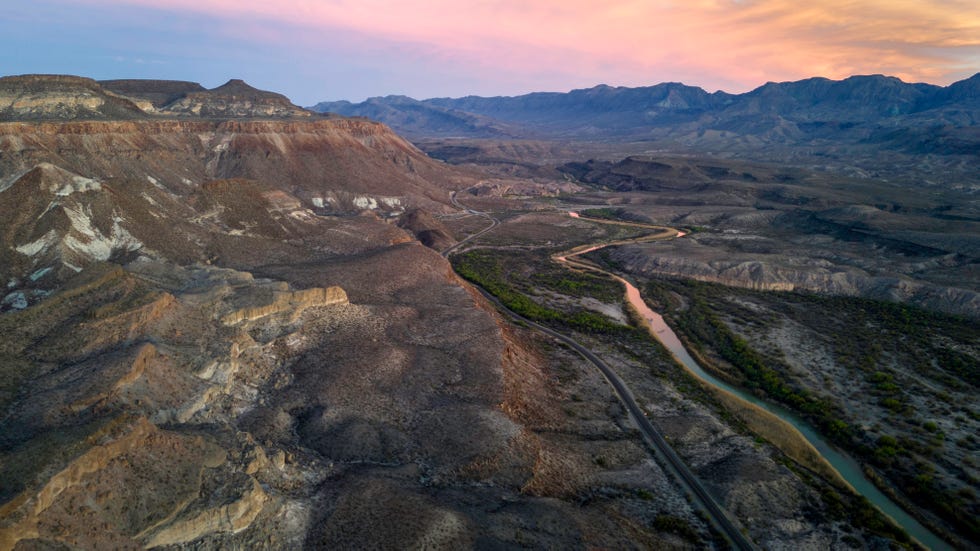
top-left (310, 73), bottom-right (980, 146)
top-left (1, 74), bottom-right (317, 120)
top-left (311, 73), bottom-right (980, 188)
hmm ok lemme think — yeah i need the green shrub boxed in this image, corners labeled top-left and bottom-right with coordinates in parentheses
top-left (652, 514), bottom-right (701, 543)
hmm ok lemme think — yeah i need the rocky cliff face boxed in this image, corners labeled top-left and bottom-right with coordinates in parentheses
top-left (0, 118), bottom-right (466, 252)
top-left (220, 285), bottom-right (348, 325)
top-left (3, 75), bottom-right (316, 121)
top-left (0, 116), bottom-right (467, 312)
top-left (608, 235), bottom-right (980, 318)
top-left (0, 263), bottom-right (353, 549)
top-left (99, 79), bottom-right (207, 108)
top-left (158, 79), bottom-right (312, 118)
top-left (558, 154), bottom-right (979, 319)
top-left (0, 75), bottom-right (146, 121)
top-left (0, 118), bottom-right (456, 191)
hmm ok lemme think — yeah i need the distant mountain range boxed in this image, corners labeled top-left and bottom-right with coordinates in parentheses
top-left (310, 74), bottom-right (980, 156)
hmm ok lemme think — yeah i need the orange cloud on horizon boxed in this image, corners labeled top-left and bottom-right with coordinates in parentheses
top-left (78, 0), bottom-right (980, 92)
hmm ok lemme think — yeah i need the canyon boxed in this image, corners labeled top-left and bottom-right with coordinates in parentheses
top-left (0, 74), bottom-right (976, 549)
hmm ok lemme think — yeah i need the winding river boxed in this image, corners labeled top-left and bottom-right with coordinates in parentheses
top-left (558, 215), bottom-right (951, 551)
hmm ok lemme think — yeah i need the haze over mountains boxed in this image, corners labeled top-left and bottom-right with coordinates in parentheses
top-left (313, 74), bottom-right (980, 187)
top-left (313, 73), bottom-right (980, 141)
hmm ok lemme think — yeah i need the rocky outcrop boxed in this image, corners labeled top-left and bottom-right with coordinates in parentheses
top-left (158, 79), bottom-right (312, 118)
top-left (220, 285), bottom-right (348, 325)
top-left (0, 74), bottom-right (469, 211)
top-left (0, 118), bottom-right (467, 212)
top-left (0, 261), bottom-right (358, 548)
top-left (143, 478), bottom-right (269, 548)
top-left (0, 113), bottom-right (474, 309)
top-left (0, 162), bottom-right (148, 298)
top-left (397, 208), bottom-right (455, 250)
top-left (611, 243), bottom-right (980, 318)
top-left (0, 417), bottom-right (229, 550)
top-left (0, 75), bottom-right (146, 121)
top-left (99, 79), bottom-right (207, 108)
top-left (1, 75), bottom-right (315, 121)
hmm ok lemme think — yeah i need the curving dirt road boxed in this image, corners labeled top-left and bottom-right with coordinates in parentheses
top-left (440, 191), bottom-right (499, 257)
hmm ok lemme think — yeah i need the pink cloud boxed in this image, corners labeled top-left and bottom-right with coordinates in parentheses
top-left (73, 0), bottom-right (980, 92)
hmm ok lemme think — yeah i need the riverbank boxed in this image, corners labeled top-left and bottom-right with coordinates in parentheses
top-left (554, 218), bottom-right (953, 550)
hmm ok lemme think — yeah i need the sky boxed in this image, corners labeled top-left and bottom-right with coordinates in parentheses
top-left (1, 0), bottom-right (978, 105)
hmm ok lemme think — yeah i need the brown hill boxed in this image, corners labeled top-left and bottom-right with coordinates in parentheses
top-left (161, 78), bottom-right (313, 118)
top-left (4, 75), bottom-right (318, 120)
top-left (99, 79), bottom-right (207, 108)
top-left (0, 114), bottom-right (477, 313)
top-left (396, 208), bottom-right (456, 250)
top-left (0, 75), bottom-right (146, 121)
top-left (0, 118), bottom-right (466, 210)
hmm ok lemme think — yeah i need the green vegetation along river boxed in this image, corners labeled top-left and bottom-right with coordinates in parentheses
top-left (558, 217), bottom-right (951, 551)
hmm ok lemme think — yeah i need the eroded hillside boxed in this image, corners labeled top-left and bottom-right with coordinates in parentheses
top-left (0, 76), bottom-right (753, 549)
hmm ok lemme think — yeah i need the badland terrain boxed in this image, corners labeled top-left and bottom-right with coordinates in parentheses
top-left (0, 73), bottom-right (976, 549)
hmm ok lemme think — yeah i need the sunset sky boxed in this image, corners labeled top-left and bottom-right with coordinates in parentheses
top-left (2, 0), bottom-right (978, 105)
